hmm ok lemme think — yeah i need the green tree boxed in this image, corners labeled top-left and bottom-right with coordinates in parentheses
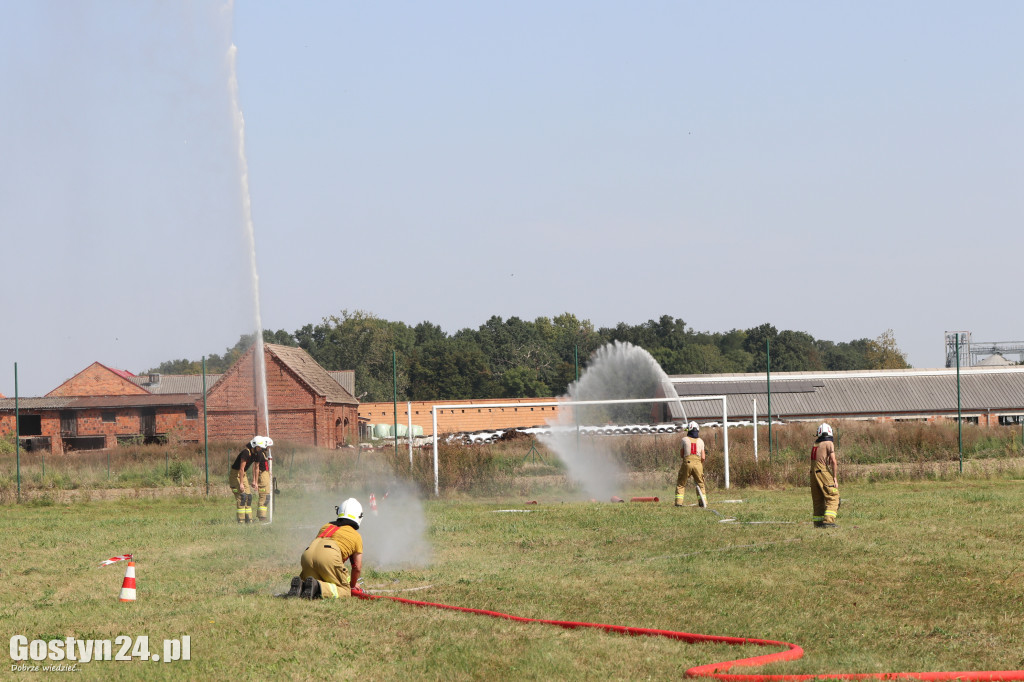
top-left (536, 313), bottom-right (602, 394)
top-left (296, 310), bottom-right (415, 402)
top-left (774, 330), bottom-right (821, 371)
top-left (147, 358), bottom-right (203, 374)
top-left (742, 323), bottom-right (778, 371)
top-left (472, 316), bottom-right (557, 394)
top-left (408, 335), bottom-right (494, 400)
top-left (865, 329), bottom-right (911, 369)
top-left (145, 311), bottom-right (911, 401)
top-left (500, 366), bottom-right (549, 398)
top-left (263, 329), bottom-right (297, 346)
top-left (817, 338), bottom-right (872, 370)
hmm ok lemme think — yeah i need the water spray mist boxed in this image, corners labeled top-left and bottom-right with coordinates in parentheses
top-left (540, 341), bottom-right (686, 500)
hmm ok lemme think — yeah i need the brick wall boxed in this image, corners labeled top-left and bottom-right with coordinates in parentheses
top-left (46, 364), bottom-right (148, 397)
top-left (330, 405), bottom-right (359, 446)
top-left (68, 408), bottom-right (202, 442)
top-left (359, 397), bottom-right (568, 436)
top-left (0, 413), bottom-right (64, 453)
top-left (205, 348), bottom-right (359, 447)
top-left (208, 412), bottom-right (260, 443)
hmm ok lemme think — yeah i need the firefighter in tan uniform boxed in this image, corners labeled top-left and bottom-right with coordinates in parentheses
top-left (675, 421), bottom-right (708, 508)
top-left (286, 498), bottom-right (364, 599)
top-left (250, 437), bottom-right (273, 521)
top-left (811, 423), bottom-right (840, 527)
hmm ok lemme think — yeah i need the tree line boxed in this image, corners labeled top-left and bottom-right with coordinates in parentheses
top-left (148, 312), bottom-right (910, 403)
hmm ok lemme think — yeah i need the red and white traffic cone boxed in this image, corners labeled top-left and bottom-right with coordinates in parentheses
top-left (369, 494), bottom-right (378, 516)
top-left (119, 560), bottom-right (137, 602)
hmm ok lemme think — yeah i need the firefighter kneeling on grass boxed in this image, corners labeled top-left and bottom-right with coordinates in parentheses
top-left (229, 436), bottom-right (272, 523)
top-left (675, 421), bottom-right (708, 508)
top-left (287, 498), bottom-right (364, 599)
top-left (811, 423), bottom-right (840, 528)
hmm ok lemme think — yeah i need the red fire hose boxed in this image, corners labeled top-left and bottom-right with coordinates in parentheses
top-left (352, 591), bottom-right (1024, 680)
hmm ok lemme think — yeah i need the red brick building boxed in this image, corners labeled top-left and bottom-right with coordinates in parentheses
top-left (0, 393), bottom-right (204, 453)
top-left (0, 346), bottom-right (359, 453)
top-left (47, 363), bottom-right (149, 397)
top-left (205, 343), bottom-right (359, 447)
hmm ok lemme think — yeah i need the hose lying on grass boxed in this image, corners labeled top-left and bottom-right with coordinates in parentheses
top-left (353, 591), bottom-right (1024, 681)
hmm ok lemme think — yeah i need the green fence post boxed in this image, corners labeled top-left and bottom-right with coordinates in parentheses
top-left (393, 350), bottom-right (399, 454)
top-left (203, 356), bottom-right (210, 496)
top-left (766, 340), bottom-right (772, 464)
top-left (15, 363), bottom-right (21, 503)
top-left (956, 334), bottom-right (962, 473)
top-left (574, 346), bottom-right (580, 452)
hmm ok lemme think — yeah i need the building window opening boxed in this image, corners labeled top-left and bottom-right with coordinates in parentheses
top-left (63, 436), bottom-right (106, 451)
top-left (18, 414), bottom-right (42, 436)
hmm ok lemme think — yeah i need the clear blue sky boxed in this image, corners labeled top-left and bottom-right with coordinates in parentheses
top-left (2, 1), bottom-right (1022, 396)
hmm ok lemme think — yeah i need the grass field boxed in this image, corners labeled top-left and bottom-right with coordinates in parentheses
top-left (2, 472), bottom-right (1023, 680)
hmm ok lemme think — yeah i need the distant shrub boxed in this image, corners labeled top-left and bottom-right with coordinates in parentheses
top-left (167, 460), bottom-right (197, 484)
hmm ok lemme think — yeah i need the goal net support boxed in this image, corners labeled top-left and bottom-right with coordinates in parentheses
top-left (430, 395), bottom-right (729, 496)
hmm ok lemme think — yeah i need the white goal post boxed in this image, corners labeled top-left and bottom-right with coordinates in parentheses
top-left (429, 395), bottom-right (729, 496)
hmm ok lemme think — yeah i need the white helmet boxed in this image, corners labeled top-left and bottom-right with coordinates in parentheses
top-left (250, 436), bottom-right (274, 449)
top-left (816, 423), bottom-right (833, 438)
top-left (336, 498), bottom-right (363, 528)
top-left (687, 421), bottom-right (699, 433)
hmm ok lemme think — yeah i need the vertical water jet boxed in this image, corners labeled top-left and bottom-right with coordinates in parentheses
top-left (226, 41), bottom-right (269, 436)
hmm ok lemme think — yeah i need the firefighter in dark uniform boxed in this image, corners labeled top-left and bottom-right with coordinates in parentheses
top-left (228, 436), bottom-right (269, 523)
top-left (811, 423), bottom-right (840, 527)
top-left (286, 498), bottom-right (364, 599)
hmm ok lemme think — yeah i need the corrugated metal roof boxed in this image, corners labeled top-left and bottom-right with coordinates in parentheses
top-left (66, 395), bottom-right (200, 409)
top-left (127, 374), bottom-right (222, 394)
top-left (675, 380), bottom-right (822, 396)
top-left (267, 344), bottom-right (358, 405)
top-left (328, 370), bottom-right (356, 396)
top-left (0, 394), bottom-right (198, 411)
top-left (670, 366), bottom-right (1024, 420)
top-left (0, 397), bottom-right (76, 410)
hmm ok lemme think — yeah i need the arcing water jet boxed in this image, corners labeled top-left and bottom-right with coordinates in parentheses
top-left (540, 341), bottom-right (686, 500)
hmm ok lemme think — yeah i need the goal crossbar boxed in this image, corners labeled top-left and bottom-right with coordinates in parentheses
top-left (429, 395), bottom-right (729, 496)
